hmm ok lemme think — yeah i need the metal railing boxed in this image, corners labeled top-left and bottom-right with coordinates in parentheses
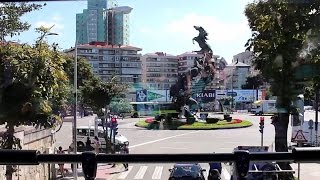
top-left (0, 147), bottom-right (319, 180)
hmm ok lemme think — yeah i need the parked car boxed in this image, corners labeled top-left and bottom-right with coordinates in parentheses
top-left (168, 163), bottom-right (206, 180)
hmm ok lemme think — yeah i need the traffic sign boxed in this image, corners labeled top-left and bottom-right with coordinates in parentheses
top-left (293, 130), bottom-right (307, 142)
top-left (309, 119), bottom-right (314, 129)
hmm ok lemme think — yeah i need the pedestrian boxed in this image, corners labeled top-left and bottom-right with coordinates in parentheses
top-left (85, 137), bottom-right (92, 151)
top-left (68, 146), bottom-right (79, 172)
top-left (121, 144), bottom-right (129, 171)
top-left (93, 136), bottom-right (101, 154)
top-left (57, 146), bottom-right (65, 177)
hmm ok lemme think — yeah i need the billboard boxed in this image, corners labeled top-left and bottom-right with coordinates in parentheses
top-left (215, 90), bottom-right (263, 102)
top-left (136, 90), bottom-right (171, 102)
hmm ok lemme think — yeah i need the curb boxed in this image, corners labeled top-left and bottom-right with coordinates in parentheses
top-left (177, 123), bottom-right (253, 130)
top-left (135, 121), bottom-right (253, 130)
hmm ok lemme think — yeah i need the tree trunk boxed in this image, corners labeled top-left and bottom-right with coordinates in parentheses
top-left (273, 113), bottom-right (294, 180)
top-left (5, 124), bottom-right (14, 180)
top-left (274, 113), bottom-right (289, 152)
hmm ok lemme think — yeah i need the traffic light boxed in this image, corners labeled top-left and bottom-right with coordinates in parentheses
top-left (259, 117), bottom-right (264, 133)
top-left (114, 127), bottom-right (118, 136)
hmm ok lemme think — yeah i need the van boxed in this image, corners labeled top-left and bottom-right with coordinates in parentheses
top-left (72, 126), bottom-right (129, 151)
top-left (251, 100), bottom-right (277, 115)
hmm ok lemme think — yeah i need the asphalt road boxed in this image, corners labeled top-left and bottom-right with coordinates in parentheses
top-left (55, 112), bottom-right (320, 180)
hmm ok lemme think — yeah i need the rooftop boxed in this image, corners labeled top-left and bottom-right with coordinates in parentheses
top-left (143, 52), bottom-right (177, 58)
top-left (64, 41), bottom-right (142, 52)
top-left (227, 61), bottom-right (250, 67)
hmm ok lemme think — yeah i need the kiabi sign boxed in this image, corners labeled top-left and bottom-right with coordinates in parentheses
top-left (196, 92), bottom-right (215, 98)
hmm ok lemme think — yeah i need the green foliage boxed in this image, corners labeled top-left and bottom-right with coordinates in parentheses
top-left (110, 98), bottom-right (133, 114)
top-left (63, 55), bottom-right (95, 87)
top-left (81, 76), bottom-right (128, 113)
top-left (245, 0), bottom-right (320, 110)
top-left (0, 2), bottom-right (44, 41)
top-left (0, 40), bottom-right (69, 128)
top-left (241, 74), bottom-right (265, 89)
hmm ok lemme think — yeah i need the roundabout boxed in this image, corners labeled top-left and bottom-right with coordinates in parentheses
top-left (135, 118), bottom-right (253, 130)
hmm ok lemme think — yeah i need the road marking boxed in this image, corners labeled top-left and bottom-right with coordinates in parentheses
top-left (152, 166), bottom-right (163, 179)
top-left (222, 167), bottom-right (231, 180)
top-left (129, 131), bottom-right (200, 149)
top-left (117, 166), bottom-right (133, 179)
top-left (134, 166), bottom-right (148, 179)
top-left (159, 147), bottom-right (187, 150)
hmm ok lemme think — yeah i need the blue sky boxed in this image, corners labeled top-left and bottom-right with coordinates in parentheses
top-left (10, 0), bottom-right (253, 63)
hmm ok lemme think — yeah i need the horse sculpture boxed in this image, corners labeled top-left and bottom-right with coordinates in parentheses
top-left (170, 26), bottom-right (218, 122)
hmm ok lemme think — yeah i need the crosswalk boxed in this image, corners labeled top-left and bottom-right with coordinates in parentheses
top-left (113, 164), bottom-right (232, 180)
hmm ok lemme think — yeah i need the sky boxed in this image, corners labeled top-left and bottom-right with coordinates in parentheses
top-left (10, 0), bottom-right (254, 63)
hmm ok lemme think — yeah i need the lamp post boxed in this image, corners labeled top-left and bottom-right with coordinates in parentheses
top-left (72, 43), bottom-right (78, 180)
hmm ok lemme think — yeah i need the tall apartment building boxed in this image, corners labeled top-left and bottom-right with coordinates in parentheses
top-left (177, 52), bottom-right (203, 75)
top-left (224, 61), bottom-right (250, 89)
top-left (76, 0), bottom-right (132, 46)
top-left (65, 41), bottom-right (142, 101)
top-left (76, 0), bottom-right (108, 44)
top-left (233, 51), bottom-right (259, 76)
top-left (141, 52), bottom-right (178, 90)
top-left (65, 41), bottom-right (142, 83)
top-left (107, 6), bottom-right (132, 45)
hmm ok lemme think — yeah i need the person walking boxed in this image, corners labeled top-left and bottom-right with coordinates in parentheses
top-left (121, 144), bottom-right (129, 171)
top-left (93, 136), bottom-right (101, 154)
top-left (57, 146), bottom-right (65, 177)
top-left (85, 137), bottom-right (92, 151)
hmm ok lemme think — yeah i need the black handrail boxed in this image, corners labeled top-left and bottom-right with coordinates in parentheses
top-left (0, 147), bottom-right (319, 180)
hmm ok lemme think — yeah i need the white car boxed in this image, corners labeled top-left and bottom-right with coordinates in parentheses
top-left (71, 126), bottom-right (129, 151)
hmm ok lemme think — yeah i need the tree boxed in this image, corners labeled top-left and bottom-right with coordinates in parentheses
top-left (63, 55), bottom-right (95, 87)
top-left (62, 54), bottom-right (96, 115)
top-left (0, 2), bottom-right (44, 41)
top-left (241, 74), bottom-right (265, 89)
top-left (0, 28), bottom-right (69, 179)
top-left (110, 98), bottom-right (133, 114)
top-left (81, 76), bottom-right (128, 153)
top-left (245, 0), bottom-right (320, 177)
top-left (81, 76), bottom-right (128, 114)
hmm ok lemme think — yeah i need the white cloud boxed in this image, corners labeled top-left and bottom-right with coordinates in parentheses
top-left (164, 13), bottom-right (250, 43)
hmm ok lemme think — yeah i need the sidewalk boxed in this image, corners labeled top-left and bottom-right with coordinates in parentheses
top-left (57, 163), bottom-right (125, 179)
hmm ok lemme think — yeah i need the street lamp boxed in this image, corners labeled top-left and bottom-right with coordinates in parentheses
top-left (72, 42), bottom-right (78, 180)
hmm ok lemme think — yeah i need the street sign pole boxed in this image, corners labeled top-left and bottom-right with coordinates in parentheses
top-left (261, 130), bottom-right (264, 147)
top-left (316, 90), bottom-right (319, 146)
top-left (259, 117), bottom-right (264, 147)
top-left (309, 119), bottom-right (314, 146)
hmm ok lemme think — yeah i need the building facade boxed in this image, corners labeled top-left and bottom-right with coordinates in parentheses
top-left (76, 0), bottom-right (132, 46)
top-left (65, 41), bottom-right (142, 101)
top-left (65, 41), bottom-right (142, 83)
top-left (224, 61), bottom-right (250, 89)
top-left (141, 52), bottom-right (178, 90)
top-left (177, 52), bottom-right (203, 75)
top-left (76, 0), bottom-right (108, 44)
top-left (232, 51), bottom-right (259, 76)
top-left (107, 6), bottom-right (132, 45)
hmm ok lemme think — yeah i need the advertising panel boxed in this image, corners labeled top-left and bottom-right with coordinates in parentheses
top-left (215, 90), bottom-right (263, 102)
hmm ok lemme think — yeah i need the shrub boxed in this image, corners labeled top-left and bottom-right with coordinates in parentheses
top-left (206, 117), bottom-right (220, 124)
top-left (186, 117), bottom-right (196, 124)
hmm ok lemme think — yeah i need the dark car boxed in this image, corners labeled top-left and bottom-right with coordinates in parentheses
top-left (168, 163), bottom-right (206, 180)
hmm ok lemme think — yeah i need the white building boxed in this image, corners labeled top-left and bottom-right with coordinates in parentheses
top-left (233, 51), bottom-right (259, 76)
top-left (177, 52), bottom-right (203, 75)
top-left (141, 52), bottom-right (178, 90)
top-left (224, 61), bottom-right (250, 89)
